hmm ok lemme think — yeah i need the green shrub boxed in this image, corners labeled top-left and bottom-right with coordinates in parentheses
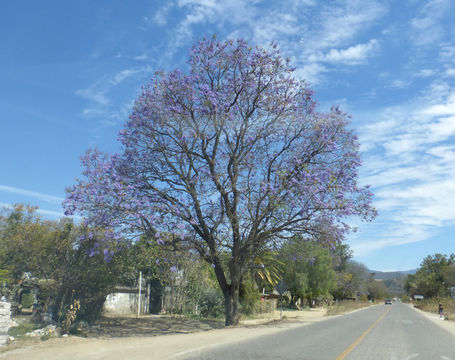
top-left (240, 273), bottom-right (261, 316)
top-left (198, 287), bottom-right (224, 318)
top-left (21, 292), bottom-right (35, 308)
top-left (8, 322), bottom-right (39, 338)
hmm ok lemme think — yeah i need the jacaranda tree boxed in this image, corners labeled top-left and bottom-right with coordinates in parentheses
top-left (64, 37), bottom-right (376, 325)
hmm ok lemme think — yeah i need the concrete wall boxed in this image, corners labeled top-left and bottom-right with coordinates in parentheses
top-left (0, 302), bottom-right (11, 345)
top-left (103, 288), bottom-right (148, 316)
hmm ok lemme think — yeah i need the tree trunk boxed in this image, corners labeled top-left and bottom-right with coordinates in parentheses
top-left (224, 281), bottom-right (240, 326)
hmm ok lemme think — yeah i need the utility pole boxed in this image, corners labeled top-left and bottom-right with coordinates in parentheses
top-left (137, 271), bottom-right (142, 317)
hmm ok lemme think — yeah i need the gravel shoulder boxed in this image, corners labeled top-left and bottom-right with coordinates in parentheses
top-left (0, 309), bottom-right (329, 360)
top-left (409, 303), bottom-right (455, 337)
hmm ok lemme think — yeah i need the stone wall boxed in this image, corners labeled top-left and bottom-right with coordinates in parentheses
top-left (0, 302), bottom-right (11, 345)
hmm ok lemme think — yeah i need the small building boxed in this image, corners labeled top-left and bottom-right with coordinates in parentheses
top-left (103, 286), bottom-right (149, 316)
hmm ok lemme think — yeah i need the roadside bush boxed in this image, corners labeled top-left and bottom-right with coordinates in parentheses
top-left (198, 287), bottom-right (224, 318)
top-left (239, 273), bottom-right (262, 316)
top-left (0, 205), bottom-right (133, 325)
top-left (413, 297), bottom-right (455, 320)
top-left (21, 292), bottom-right (35, 309)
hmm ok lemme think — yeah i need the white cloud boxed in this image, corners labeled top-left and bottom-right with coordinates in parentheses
top-left (351, 224), bottom-right (431, 256)
top-left (75, 85), bottom-right (110, 106)
top-left (410, 0), bottom-right (452, 46)
top-left (76, 66), bottom-right (153, 126)
top-left (440, 46), bottom-right (455, 62)
top-left (388, 79), bottom-right (411, 89)
top-left (0, 185), bottom-right (64, 204)
top-left (152, 3), bottom-right (174, 26)
top-left (109, 67), bottom-right (152, 86)
top-left (417, 69), bottom-right (435, 77)
top-left (309, 39), bottom-right (379, 65)
top-left (0, 202), bottom-right (80, 220)
top-left (157, 0), bottom-right (386, 83)
top-left (422, 93), bottom-right (455, 116)
top-left (135, 54), bottom-right (148, 61)
top-left (354, 83), bottom-right (455, 255)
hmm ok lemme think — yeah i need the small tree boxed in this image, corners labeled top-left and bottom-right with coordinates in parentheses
top-left (64, 37), bottom-right (376, 325)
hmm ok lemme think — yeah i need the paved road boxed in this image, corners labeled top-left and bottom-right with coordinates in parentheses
top-left (181, 302), bottom-right (455, 359)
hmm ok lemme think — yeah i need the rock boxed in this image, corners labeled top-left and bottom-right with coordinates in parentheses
top-left (41, 313), bottom-right (55, 325)
top-left (26, 324), bottom-right (59, 338)
top-left (0, 335), bottom-right (8, 345)
top-left (8, 320), bottom-right (18, 328)
top-left (71, 320), bottom-right (89, 333)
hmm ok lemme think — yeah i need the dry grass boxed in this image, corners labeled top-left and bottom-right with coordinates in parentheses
top-left (326, 300), bottom-right (372, 316)
top-left (413, 297), bottom-right (455, 320)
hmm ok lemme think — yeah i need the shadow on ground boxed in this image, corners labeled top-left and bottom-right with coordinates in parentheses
top-left (86, 315), bottom-right (225, 338)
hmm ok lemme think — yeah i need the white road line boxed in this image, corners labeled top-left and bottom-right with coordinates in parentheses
top-left (404, 354), bottom-right (419, 360)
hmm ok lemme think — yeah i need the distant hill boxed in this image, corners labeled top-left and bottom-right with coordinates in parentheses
top-left (370, 269), bottom-right (417, 280)
top-left (368, 269), bottom-right (417, 296)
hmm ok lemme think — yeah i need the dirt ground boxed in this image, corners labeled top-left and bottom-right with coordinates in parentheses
top-left (0, 309), bottom-right (328, 360)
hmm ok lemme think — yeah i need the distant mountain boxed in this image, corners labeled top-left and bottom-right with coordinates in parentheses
top-left (368, 269), bottom-right (417, 296)
top-left (370, 269), bottom-right (417, 280)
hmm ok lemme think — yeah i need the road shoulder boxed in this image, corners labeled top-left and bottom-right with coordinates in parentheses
top-left (408, 303), bottom-right (455, 336)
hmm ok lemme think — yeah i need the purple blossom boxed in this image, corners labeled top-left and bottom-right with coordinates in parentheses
top-left (63, 36), bottom-right (376, 324)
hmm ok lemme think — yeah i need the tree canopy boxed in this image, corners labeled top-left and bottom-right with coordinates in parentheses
top-left (406, 253), bottom-right (455, 298)
top-left (64, 37), bottom-right (376, 325)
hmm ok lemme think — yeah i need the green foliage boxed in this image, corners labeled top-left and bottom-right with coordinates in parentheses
top-left (332, 260), bottom-right (369, 300)
top-left (180, 260), bottom-right (222, 316)
top-left (252, 251), bottom-right (285, 290)
top-left (0, 204), bottom-right (133, 323)
top-left (198, 287), bottom-right (225, 318)
top-left (8, 321), bottom-right (40, 338)
top-left (61, 299), bottom-right (80, 334)
top-left (332, 243), bottom-right (353, 273)
top-left (21, 292), bottom-right (35, 308)
top-left (405, 253), bottom-right (455, 298)
top-left (413, 297), bottom-right (455, 319)
top-left (279, 239), bottom-right (336, 305)
top-left (366, 278), bottom-right (390, 301)
top-left (239, 273), bottom-right (261, 316)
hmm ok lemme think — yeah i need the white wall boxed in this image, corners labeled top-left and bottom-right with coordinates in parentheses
top-left (103, 290), bottom-right (148, 316)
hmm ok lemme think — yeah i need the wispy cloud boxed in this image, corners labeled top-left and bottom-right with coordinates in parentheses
top-left (309, 39), bottom-right (379, 65)
top-left (149, 2), bottom-right (174, 26)
top-left (76, 65), bottom-right (153, 126)
top-left (155, 0), bottom-right (387, 84)
top-left (417, 69), bottom-right (435, 78)
top-left (75, 81), bottom-right (110, 106)
top-left (409, 0), bottom-right (452, 46)
top-left (0, 185), bottom-right (64, 204)
top-left (352, 82), bottom-right (455, 255)
top-left (0, 202), bottom-right (80, 220)
top-left (352, 224), bottom-right (432, 256)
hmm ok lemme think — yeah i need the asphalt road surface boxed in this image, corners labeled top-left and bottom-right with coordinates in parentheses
top-left (181, 302), bottom-right (455, 360)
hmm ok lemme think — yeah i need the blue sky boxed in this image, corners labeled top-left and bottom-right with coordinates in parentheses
top-left (1, 0), bottom-right (454, 271)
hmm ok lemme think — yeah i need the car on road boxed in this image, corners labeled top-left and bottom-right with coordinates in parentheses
top-left (385, 299), bottom-right (392, 305)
